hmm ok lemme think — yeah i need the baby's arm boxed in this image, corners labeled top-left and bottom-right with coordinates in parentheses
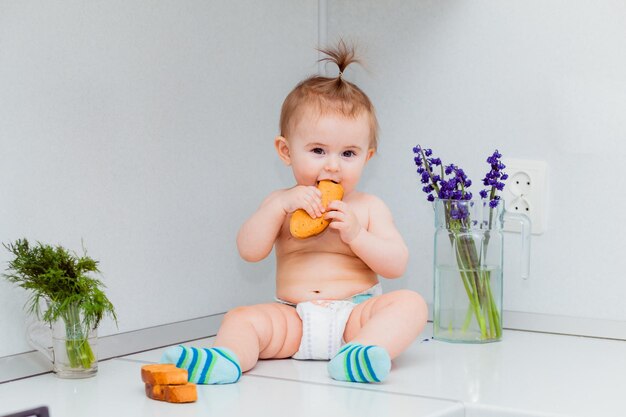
top-left (237, 186), bottom-right (323, 262)
top-left (326, 196), bottom-right (408, 278)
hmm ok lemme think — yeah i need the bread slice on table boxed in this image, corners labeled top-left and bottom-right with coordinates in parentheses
top-left (141, 364), bottom-right (197, 403)
top-left (145, 382), bottom-right (197, 403)
top-left (141, 363), bottom-right (188, 385)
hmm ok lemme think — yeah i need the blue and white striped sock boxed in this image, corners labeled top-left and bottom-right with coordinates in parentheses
top-left (327, 343), bottom-right (391, 383)
top-left (160, 345), bottom-right (241, 384)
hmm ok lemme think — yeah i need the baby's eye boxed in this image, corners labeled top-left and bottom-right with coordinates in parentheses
top-left (312, 148), bottom-right (325, 155)
top-left (342, 150), bottom-right (356, 157)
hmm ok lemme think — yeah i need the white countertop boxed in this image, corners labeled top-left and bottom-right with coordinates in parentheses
top-left (1, 324), bottom-right (625, 417)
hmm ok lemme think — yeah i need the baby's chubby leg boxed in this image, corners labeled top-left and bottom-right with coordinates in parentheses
top-left (327, 290), bottom-right (427, 383)
top-left (344, 289), bottom-right (428, 358)
top-left (214, 303), bottom-right (303, 371)
top-left (162, 303), bottom-right (302, 384)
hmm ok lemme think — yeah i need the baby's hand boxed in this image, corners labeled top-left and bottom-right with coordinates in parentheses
top-left (280, 185), bottom-right (324, 218)
top-left (324, 200), bottom-right (362, 243)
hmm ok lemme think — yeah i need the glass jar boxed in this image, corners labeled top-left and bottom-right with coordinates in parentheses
top-left (27, 302), bottom-right (98, 378)
top-left (433, 199), bottom-right (530, 343)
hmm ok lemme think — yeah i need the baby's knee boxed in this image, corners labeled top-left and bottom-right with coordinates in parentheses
top-left (392, 289), bottom-right (428, 320)
top-left (223, 304), bottom-right (294, 336)
top-left (223, 305), bottom-right (268, 326)
top-left (227, 304), bottom-right (300, 358)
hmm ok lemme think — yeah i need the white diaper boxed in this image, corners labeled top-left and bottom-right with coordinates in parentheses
top-left (277, 284), bottom-right (382, 360)
top-left (292, 299), bottom-right (355, 360)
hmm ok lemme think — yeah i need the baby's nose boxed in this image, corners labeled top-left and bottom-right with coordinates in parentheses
top-left (324, 158), bottom-right (340, 172)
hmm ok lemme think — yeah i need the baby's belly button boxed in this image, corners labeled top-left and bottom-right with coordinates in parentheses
top-left (305, 287), bottom-right (341, 299)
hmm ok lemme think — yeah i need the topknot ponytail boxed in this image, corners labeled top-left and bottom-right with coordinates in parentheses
top-left (279, 40), bottom-right (379, 150)
top-left (317, 39), bottom-right (360, 79)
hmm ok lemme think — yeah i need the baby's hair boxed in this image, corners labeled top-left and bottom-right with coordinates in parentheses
top-left (279, 40), bottom-right (379, 150)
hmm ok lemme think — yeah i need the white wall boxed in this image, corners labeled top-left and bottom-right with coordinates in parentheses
top-left (0, 0), bottom-right (318, 357)
top-left (328, 0), bottom-right (626, 336)
top-left (3, 0), bottom-right (626, 359)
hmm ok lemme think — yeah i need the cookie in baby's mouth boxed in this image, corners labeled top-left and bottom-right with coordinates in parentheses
top-left (289, 180), bottom-right (344, 239)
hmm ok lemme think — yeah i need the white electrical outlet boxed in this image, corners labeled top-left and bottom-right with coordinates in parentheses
top-left (502, 159), bottom-right (548, 234)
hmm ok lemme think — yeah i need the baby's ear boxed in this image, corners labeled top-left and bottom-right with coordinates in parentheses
top-left (275, 136), bottom-right (292, 165)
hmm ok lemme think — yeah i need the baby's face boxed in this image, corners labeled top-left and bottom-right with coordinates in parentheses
top-left (284, 109), bottom-right (374, 195)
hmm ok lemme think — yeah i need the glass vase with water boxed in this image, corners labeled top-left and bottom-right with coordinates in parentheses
top-left (27, 301), bottom-right (98, 378)
top-left (433, 198), bottom-right (530, 343)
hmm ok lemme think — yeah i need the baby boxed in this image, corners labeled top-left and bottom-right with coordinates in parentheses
top-left (161, 41), bottom-right (428, 384)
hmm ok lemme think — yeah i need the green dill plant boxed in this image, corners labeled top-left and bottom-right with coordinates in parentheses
top-left (2, 238), bottom-right (117, 369)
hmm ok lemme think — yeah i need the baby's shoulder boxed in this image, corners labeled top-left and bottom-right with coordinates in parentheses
top-left (351, 192), bottom-right (396, 230)
top-left (346, 191), bottom-right (390, 213)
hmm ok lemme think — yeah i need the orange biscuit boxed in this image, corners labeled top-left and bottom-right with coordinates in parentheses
top-left (141, 364), bottom-right (188, 386)
top-left (289, 180), bottom-right (344, 239)
top-left (145, 383), bottom-right (197, 403)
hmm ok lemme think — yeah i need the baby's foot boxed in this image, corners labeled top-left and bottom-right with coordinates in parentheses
top-left (161, 345), bottom-right (241, 384)
top-left (327, 343), bottom-right (391, 383)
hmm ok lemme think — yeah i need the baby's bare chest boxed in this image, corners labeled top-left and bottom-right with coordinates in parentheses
top-left (277, 225), bottom-right (350, 256)
top-left (276, 201), bottom-right (370, 255)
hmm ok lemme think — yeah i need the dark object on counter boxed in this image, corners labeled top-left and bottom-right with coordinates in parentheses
top-left (1, 406), bottom-right (50, 417)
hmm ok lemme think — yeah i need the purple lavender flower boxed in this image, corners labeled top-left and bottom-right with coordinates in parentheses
top-left (449, 203), bottom-right (470, 220)
top-left (413, 145), bottom-right (474, 204)
top-left (439, 164), bottom-right (472, 201)
top-left (413, 145), bottom-right (507, 221)
top-left (480, 150), bottom-right (507, 208)
top-left (489, 195), bottom-right (501, 208)
top-left (413, 145), bottom-right (442, 202)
